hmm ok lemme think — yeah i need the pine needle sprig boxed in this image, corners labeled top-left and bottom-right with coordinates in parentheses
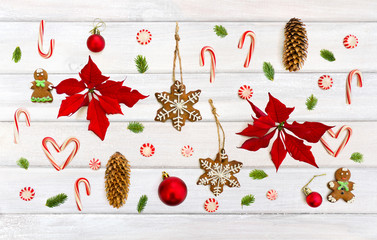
top-left (213, 25), bottom-right (228, 38)
top-left (350, 152), bottom-right (363, 163)
top-left (12, 46), bottom-right (21, 63)
top-left (241, 194), bottom-right (255, 208)
top-left (135, 55), bottom-right (149, 73)
top-left (320, 49), bottom-right (336, 62)
top-left (306, 94), bottom-right (318, 110)
top-left (17, 157), bottom-right (29, 170)
top-left (263, 62), bottom-right (275, 81)
top-left (46, 193), bottom-right (68, 208)
top-left (249, 169), bottom-right (268, 180)
top-left (137, 195), bottom-right (148, 213)
top-left (127, 122), bottom-right (144, 133)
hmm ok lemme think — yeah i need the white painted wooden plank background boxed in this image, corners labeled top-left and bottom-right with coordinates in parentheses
top-left (1, 1), bottom-right (376, 239)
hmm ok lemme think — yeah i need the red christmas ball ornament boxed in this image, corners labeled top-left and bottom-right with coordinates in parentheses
top-left (87, 19), bottom-right (106, 53)
top-left (158, 171), bottom-right (187, 206)
top-left (302, 174), bottom-right (326, 208)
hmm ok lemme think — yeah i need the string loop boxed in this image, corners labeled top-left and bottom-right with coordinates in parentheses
top-left (301, 174), bottom-right (326, 192)
top-left (172, 22), bottom-right (183, 88)
top-left (90, 18), bottom-right (106, 35)
top-left (208, 99), bottom-right (225, 154)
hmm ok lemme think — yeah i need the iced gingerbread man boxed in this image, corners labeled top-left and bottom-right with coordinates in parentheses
top-left (328, 167), bottom-right (355, 203)
top-left (31, 68), bottom-right (53, 103)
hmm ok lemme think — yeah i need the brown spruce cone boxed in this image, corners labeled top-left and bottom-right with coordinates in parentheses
top-left (105, 152), bottom-right (131, 208)
top-left (283, 18), bottom-right (308, 72)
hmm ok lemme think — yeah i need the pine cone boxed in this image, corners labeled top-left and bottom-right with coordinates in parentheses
top-left (105, 152), bottom-right (131, 208)
top-left (283, 18), bottom-right (308, 72)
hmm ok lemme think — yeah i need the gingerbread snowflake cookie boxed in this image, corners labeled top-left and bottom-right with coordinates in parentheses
top-left (327, 167), bottom-right (355, 203)
top-left (31, 68), bottom-right (53, 103)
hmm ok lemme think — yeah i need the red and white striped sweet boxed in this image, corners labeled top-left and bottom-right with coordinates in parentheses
top-left (343, 34), bottom-right (358, 49)
top-left (181, 145), bottom-right (194, 157)
top-left (346, 69), bottom-right (363, 104)
top-left (238, 85), bottom-right (253, 100)
top-left (136, 29), bottom-right (152, 45)
top-left (320, 125), bottom-right (352, 158)
top-left (318, 75), bottom-right (333, 90)
top-left (38, 20), bottom-right (55, 59)
top-left (20, 187), bottom-right (35, 201)
top-left (204, 198), bottom-right (219, 212)
top-left (140, 143), bottom-right (155, 157)
top-left (42, 137), bottom-right (80, 171)
top-left (266, 189), bottom-right (278, 201)
top-left (199, 46), bottom-right (216, 83)
top-left (74, 178), bottom-right (91, 211)
top-left (14, 108), bottom-right (31, 144)
top-left (89, 158), bottom-right (101, 170)
top-left (238, 30), bottom-right (256, 68)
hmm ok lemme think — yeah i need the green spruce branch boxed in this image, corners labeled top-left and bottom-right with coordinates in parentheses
top-left (320, 49), bottom-right (336, 62)
top-left (12, 46), bottom-right (21, 63)
top-left (241, 194), bottom-right (255, 208)
top-left (17, 157), bottom-right (29, 170)
top-left (135, 55), bottom-right (149, 73)
top-left (213, 25), bottom-right (228, 38)
top-left (127, 122), bottom-right (144, 133)
top-left (350, 152), bottom-right (363, 163)
top-left (263, 62), bottom-right (275, 81)
top-left (137, 195), bottom-right (148, 213)
top-left (249, 169), bottom-right (268, 180)
top-left (306, 94), bottom-right (318, 110)
top-left (46, 193), bottom-right (68, 208)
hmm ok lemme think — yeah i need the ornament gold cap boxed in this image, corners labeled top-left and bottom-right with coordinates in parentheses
top-left (162, 171), bottom-right (169, 180)
top-left (302, 187), bottom-right (312, 196)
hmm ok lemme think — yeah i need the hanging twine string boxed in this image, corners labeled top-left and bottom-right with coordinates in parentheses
top-left (90, 18), bottom-right (106, 35)
top-left (208, 99), bottom-right (225, 154)
top-left (301, 174), bottom-right (326, 192)
top-left (172, 22), bottom-right (184, 87)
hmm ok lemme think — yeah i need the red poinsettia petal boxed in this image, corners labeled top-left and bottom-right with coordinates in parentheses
top-left (285, 121), bottom-right (334, 143)
top-left (239, 129), bottom-right (276, 151)
top-left (55, 78), bottom-right (86, 95)
top-left (270, 132), bottom-right (287, 171)
top-left (237, 124), bottom-right (270, 138)
top-left (283, 131), bottom-right (318, 168)
top-left (57, 94), bottom-right (87, 118)
top-left (79, 56), bottom-right (110, 89)
top-left (97, 94), bottom-right (123, 115)
top-left (117, 86), bottom-right (148, 107)
top-left (96, 80), bottom-right (123, 98)
top-left (265, 93), bottom-right (295, 123)
top-left (87, 98), bottom-right (110, 141)
top-left (247, 99), bottom-right (267, 118)
top-left (253, 116), bottom-right (276, 129)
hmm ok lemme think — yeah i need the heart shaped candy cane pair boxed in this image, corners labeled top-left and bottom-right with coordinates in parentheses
top-left (320, 126), bottom-right (352, 157)
top-left (42, 137), bottom-right (80, 171)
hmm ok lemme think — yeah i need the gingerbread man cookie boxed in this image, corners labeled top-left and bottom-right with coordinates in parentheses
top-left (31, 68), bottom-right (53, 103)
top-left (327, 168), bottom-right (355, 203)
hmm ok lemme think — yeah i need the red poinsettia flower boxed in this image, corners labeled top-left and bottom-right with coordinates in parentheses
top-left (55, 56), bottom-right (148, 140)
top-left (237, 93), bottom-right (333, 171)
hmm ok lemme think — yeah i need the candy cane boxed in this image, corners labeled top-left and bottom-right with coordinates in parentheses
top-left (42, 137), bottom-right (80, 171)
top-left (74, 178), bottom-right (91, 211)
top-left (320, 126), bottom-right (352, 157)
top-left (38, 20), bottom-right (55, 59)
top-left (346, 69), bottom-right (363, 104)
top-left (199, 46), bottom-right (216, 83)
top-left (238, 31), bottom-right (256, 68)
top-left (14, 108), bottom-right (31, 144)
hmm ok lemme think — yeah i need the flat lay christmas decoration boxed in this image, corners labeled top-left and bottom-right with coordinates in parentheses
top-left (283, 18), bottom-right (308, 72)
top-left (20, 187), bottom-right (35, 201)
top-left (197, 99), bottom-right (243, 196)
top-left (13, 108), bottom-right (31, 144)
top-left (305, 94), bottom-right (318, 111)
top-left (140, 143), bottom-right (155, 157)
top-left (42, 137), bottom-right (80, 171)
top-left (350, 152), bottom-right (363, 163)
top-left (87, 19), bottom-right (106, 53)
top-left (238, 30), bottom-right (256, 68)
top-left (213, 25), bottom-right (228, 38)
top-left (318, 75), bottom-right (333, 90)
top-left (89, 158), bottom-right (101, 170)
top-left (249, 169), bottom-right (268, 180)
top-left (266, 189), bottom-right (278, 201)
top-left (343, 34), bottom-right (358, 49)
top-left (38, 20), bottom-right (55, 59)
top-left (238, 93), bottom-right (332, 171)
top-left (181, 145), bottom-right (194, 157)
top-left (328, 168), bottom-right (355, 203)
top-left (75, 178), bottom-right (91, 211)
top-left (136, 29), bottom-right (152, 45)
top-left (127, 122), bottom-right (144, 133)
top-left (55, 56), bottom-right (147, 140)
top-left (301, 174), bottom-right (326, 208)
top-left (17, 157), bottom-right (29, 170)
top-left (46, 193), bottom-right (68, 208)
top-left (154, 23), bottom-right (202, 131)
top-left (105, 152), bottom-right (131, 208)
top-left (204, 198), bottom-right (219, 212)
top-left (320, 125), bottom-right (352, 157)
top-left (158, 171), bottom-right (187, 206)
top-left (241, 194), bottom-right (255, 208)
top-left (31, 68), bottom-right (53, 103)
top-left (263, 62), bottom-right (275, 81)
top-left (238, 85), bottom-right (253, 100)
top-left (200, 46), bottom-right (216, 83)
top-left (135, 55), bottom-right (149, 73)
top-left (320, 49), bottom-right (336, 62)
top-left (12, 46), bottom-right (21, 63)
top-left (137, 195), bottom-right (148, 213)
top-left (346, 69), bottom-right (363, 105)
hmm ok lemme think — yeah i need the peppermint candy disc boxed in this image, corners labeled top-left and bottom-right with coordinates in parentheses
top-left (89, 158), bottom-right (101, 170)
top-left (140, 143), bottom-right (155, 157)
top-left (136, 29), bottom-right (152, 45)
top-left (318, 75), bottom-right (333, 90)
top-left (266, 189), bottom-right (278, 201)
top-left (204, 198), bottom-right (219, 212)
top-left (343, 34), bottom-right (358, 49)
top-left (20, 187), bottom-right (35, 201)
top-left (238, 85), bottom-right (253, 100)
top-left (181, 145), bottom-right (194, 157)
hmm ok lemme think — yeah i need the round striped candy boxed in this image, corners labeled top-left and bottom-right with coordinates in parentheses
top-left (181, 145), bottom-right (194, 157)
top-left (136, 29), bottom-right (152, 45)
top-left (238, 85), bottom-right (253, 100)
top-left (204, 198), bottom-right (219, 212)
top-left (89, 158), bottom-right (101, 170)
top-left (266, 189), bottom-right (278, 201)
top-left (20, 187), bottom-right (35, 201)
top-left (343, 34), bottom-right (358, 49)
top-left (318, 75), bottom-right (333, 90)
top-left (140, 143), bottom-right (155, 157)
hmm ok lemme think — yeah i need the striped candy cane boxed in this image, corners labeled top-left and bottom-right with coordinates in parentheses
top-left (14, 108), bottom-right (31, 144)
top-left (238, 30), bottom-right (256, 68)
top-left (320, 126), bottom-right (352, 157)
top-left (74, 178), bottom-right (91, 211)
top-left (199, 46), bottom-right (216, 83)
top-left (42, 137), bottom-right (80, 171)
top-left (38, 20), bottom-right (55, 59)
top-left (346, 69), bottom-right (363, 104)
